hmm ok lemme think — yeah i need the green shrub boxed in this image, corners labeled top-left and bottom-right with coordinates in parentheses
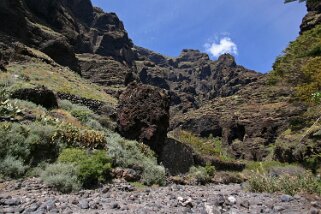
top-left (58, 148), bottom-right (112, 188)
top-left (248, 171), bottom-right (321, 196)
top-left (53, 123), bottom-right (107, 149)
top-left (142, 163), bottom-right (166, 186)
top-left (85, 118), bottom-right (104, 131)
top-left (0, 123), bottom-right (30, 161)
top-left (59, 100), bottom-right (94, 123)
top-left (41, 163), bottom-right (81, 193)
top-left (205, 164), bottom-right (216, 176)
top-left (170, 130), bottom-right (230, 160)
top-left (187, 166), bottom-right (211, 185)
top-left (0, 156), bottom-right (28, 178)
top-left (106, 131), bottom-right (166, 186)
top-left (304, 154), bottom-right (321, 173)
top-left (0, 122), bottom-right (61, 166)
top-left (58, 100), bottom-right (74, 111)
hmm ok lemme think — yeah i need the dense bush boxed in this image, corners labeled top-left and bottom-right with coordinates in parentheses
top-left (0, 156), bottom-right (28, 178)
top-left (248, 171), bottom-right (321, 196)
top-left (59, 100), bottom-right (94, 123)
top-left (187, 166), bottom-right (212, 185)
top-left (106, 131), bottom-right (166, 186)
top-left (58, 148), bottom-right (112, 188)
top-left (41, 163), bottom-right (81, 193)
top-left (0, 122), bottom-right (31, 162)
top-left (0, 122), bottom-right (60, 166)
top-left (142, 163), bottom-right (166, 186)
top-left (53, 123), bottom-right (107, 149)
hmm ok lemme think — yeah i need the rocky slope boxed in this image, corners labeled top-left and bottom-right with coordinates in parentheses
top-left (0, 0), bottom-right (136, 76)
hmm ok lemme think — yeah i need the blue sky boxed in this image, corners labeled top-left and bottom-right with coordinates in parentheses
top-left (91, 0), bottom-right (306, 73)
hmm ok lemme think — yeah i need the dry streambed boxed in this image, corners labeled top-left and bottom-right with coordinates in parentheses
top-left (0, 178), bottom-right (320, 214)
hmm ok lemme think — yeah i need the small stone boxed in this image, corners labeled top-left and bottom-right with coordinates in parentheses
top-left (111, 202), bottom-right (120, 209)
top-left (101, 186), bottom-right (110, 193)
top-left (215, 195), bottom-right (225, 206)
top-left (28, 203), bottom-right (40, 212)
top-left (227, 196), bottom-right (236, 204)
top-left (79, 199), bottom-right (89, 209)
top-left (45, 199), bottom-right (56, 211)
top-left (240, 200), bottom-right (250, 209)
top-left (280, 194), bottom-right (293, 202)
top-left (311, 201), bottom-right (321, 208)
top-left (310, 208), bottom-right (320, 214)
top-left (178, 197), bottom-right (193, 208)
top-left (3, 207), bottom-right (15, 213)
top-left (5, 198), bottom-right (20, 206)
top-left (273, 205), bottom-right (285, 212)
top-left (204, 203), bottom-right (220, 214)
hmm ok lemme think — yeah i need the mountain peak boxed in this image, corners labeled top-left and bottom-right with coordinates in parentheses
top-left (177, 49), bottom-right (210, 62)
top-left (217, 53), bottom-right (236, 67)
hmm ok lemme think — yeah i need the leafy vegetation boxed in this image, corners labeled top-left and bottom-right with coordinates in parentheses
top-left (248, 171), bottom-right (321, 196)
top-left (170, 130), bottom-right (230, 160)
top-left (0, 62), bottom-right (116, 104)
top-left (187, 166), bottom-right (213, 185)
top-left (271, 24), bottom-right (321, 101)
top-left (58, 148), bottom-right (112, 188)
top-left (0, 94), bottom-right (165, 189)
top-left (41, 163), bottom-right (81, 193)
top-left (106, 131), bottom-right (166, 186)
top-left (0, 156), bottom-right (28, 179)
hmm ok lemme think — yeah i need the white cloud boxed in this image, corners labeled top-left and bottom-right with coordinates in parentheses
top-left (205, 37), bottom-right (238, 58)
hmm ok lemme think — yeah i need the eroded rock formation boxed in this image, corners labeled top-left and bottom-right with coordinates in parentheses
top-left (117, 83), bottom-right (170, 155)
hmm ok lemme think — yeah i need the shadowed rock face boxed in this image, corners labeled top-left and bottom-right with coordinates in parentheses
top-left (0, 0), bottom-right (135, 73)
top-left (11, 87), bottom-right (58, 109)
top-left (117, 83), bottom-right (170, 155)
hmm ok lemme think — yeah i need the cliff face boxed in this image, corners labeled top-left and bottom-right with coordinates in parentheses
top-left (0, 0), bottom-right (135, 74)
top-left (135, 47), bottom-right (260, 115)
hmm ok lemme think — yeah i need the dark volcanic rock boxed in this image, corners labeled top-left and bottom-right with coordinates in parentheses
top-left (0, 0), bottom-right (136, 74)
top-left (117, 83), bottom-right (170, 155)
top-left (135, 49), bottom-right (260, 116)
top-left (40, 39), bottom-right (80, 73)
top-left (171, 76), bottom-right (306, 160)
top-left (77, 53), bottom-right (135, 86)
top-left (161, 138), bottom-right (195, 175)
top-left (300, 0), bottom-right (321, 33)
top-left (11, 87), bottom-right (58, 109)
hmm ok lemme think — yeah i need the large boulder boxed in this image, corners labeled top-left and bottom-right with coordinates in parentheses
top-left (117, 83), bottom-right (170, 155)
top-left (160, 138), bottom-right (195, 175)
top-left (40, 39), bottom-right (80, 73)
top-left (11, 87), bottom-right (58, 109)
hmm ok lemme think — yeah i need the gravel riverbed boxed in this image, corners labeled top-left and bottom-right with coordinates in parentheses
top-left (0, 178), bottom-right (320, 214)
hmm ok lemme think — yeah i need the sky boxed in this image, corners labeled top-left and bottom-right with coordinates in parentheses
top-left (91, 0), bottom-right (306, 73)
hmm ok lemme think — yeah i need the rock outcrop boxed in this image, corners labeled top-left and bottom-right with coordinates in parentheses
top-left (0, 0), bottom-right (136, 75)
top-left (117, 83), bottom-right (170, 155)
top-left (300, 0), bottom-right (321, 33)
top-left (11, 87), bottom-right (58, 109)
top-left (135, 48), bottom-right (260, 115)
top-left (170, 76), bottom-right (306, 160)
